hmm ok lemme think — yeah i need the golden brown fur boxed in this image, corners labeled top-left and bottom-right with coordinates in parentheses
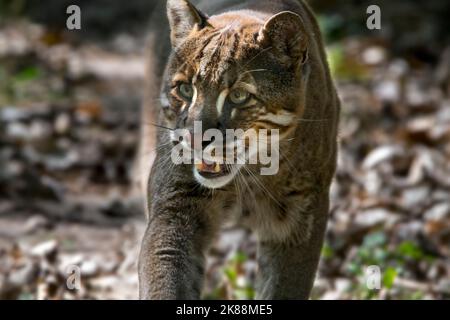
top-left (138, 0), bottom-right (340, 299)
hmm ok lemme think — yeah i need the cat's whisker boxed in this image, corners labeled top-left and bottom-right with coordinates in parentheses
top-left (234, 165), bottom-right (255, 206)
top-left (277, 149), bottom-right (298, 173)
top-left (233, 153), bottom-right (281, 207)
top-left (241, 164), bottom-right (283, 209)
top-left (142, 122), bottom-right (175, 131)
top-left (239, 68), bottom-right (269, 78)
top-left (228, 164), bottom-right (243, 207)
top-left (296, 118), bottom-right (330, 123)
top-left (283, 138), bottom-right (296, 142)
top-left (151, 147), bottom-right (179, 171)
top-left (138, 143), bottom-right (173, 158)
top-left (240, 46), bottom-right (273, 70)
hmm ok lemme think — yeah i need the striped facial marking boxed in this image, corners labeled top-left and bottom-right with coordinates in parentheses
top-left (216, 88), bottom-right (229, 116)
top-left (257, 110), bottom-right (295, 127)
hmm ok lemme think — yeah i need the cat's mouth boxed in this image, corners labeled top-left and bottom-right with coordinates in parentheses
top-left (194, 160), bottom-right (230, 178)
top-left (193, 160), bottom-right (238, 189)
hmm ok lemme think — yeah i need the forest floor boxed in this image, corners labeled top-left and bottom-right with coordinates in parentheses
top-left (0, 20), bottom-right (449, 299)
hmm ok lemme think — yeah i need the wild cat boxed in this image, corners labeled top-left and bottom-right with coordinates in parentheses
top-left (138, 0), bottom-right (340, 299)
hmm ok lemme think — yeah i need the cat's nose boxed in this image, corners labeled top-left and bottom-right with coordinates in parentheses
top-left (185, 128), bottom-right (219, 151)
top-left (202, 137), bottom-right (215, 150)
top-left (183, 129), bottom-right (212, 150)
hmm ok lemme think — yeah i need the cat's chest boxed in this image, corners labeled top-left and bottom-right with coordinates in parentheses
top-left (216, 178), bottom-right (316, 242)
top-left (221, 194), bottom-right (278, 225)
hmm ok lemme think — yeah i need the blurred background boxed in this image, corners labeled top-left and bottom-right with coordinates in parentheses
top-left (0, 0), bottom-right (449, 300)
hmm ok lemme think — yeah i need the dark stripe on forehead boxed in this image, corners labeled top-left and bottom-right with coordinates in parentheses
top-left (194, 31), bottom-right (219, 63)
top-left (198, 25), bottom-right (241, 84)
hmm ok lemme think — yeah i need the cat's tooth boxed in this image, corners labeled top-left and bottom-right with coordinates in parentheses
top-left (214, 162), bottom-right (221, 173)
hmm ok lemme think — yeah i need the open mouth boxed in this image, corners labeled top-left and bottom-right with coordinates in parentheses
top-left (193, 160), bottom-right (238, 189)
top-left (194, 161), bottom-right (231, 178)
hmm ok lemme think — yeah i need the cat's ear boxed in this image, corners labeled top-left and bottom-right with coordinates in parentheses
top-left (258, 11), bottom-right (309, 66)
top-left (167, 0), bottom-right (210, 48)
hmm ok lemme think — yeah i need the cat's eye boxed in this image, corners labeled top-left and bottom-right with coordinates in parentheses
top-left (229, 88), bottom-right (250, 105)
top-left (178, 83), bottom-right (194, 100)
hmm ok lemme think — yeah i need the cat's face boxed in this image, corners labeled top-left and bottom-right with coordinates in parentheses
top-left (162, 0), bottom-right (310, 189)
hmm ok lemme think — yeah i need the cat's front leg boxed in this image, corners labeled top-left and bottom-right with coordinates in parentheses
top-left (138, 206), bottom-right (213, 300)
top-left (256, 195), bottom-right (329, 300)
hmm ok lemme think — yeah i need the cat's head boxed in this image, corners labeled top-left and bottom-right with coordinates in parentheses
top-left (162, 0), bottom-right (310, 189)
